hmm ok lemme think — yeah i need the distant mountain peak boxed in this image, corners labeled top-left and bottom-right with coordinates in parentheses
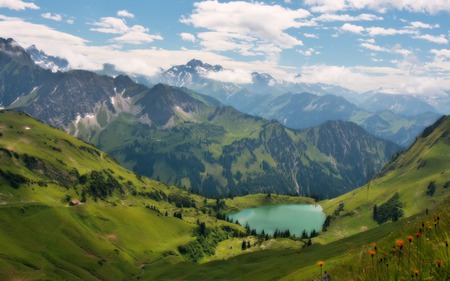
top-left (25, 44), bottom-right (69, 73)
top-left (186, 59), bottom-right (204, 68)
top-left (251, 72), bottom-right (276, 86)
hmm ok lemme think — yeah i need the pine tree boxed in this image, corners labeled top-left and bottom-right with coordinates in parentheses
top-left (242, 240), bottom-right (247, 250)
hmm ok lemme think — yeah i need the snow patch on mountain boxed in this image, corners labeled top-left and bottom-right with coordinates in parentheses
top-left (26, 45), bottom-right (69, 72)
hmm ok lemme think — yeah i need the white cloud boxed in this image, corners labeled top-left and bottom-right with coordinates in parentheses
top-left (180, 1), bottom-right (310, 60)
top-left (111, 30), bottom-right (163, 45)
top-left (117, 10), bottom-right (134, 18)
top-left (358, 38), bottom-right (375, 43)
top-left (360, 42), bottom-right (411, 56)
top-left (303, 0), bottom-right (450, 14)
top-left (431, 49), bottom-right (450, 59)
top-left (298, 47), bottom-right (320, 56)
top-left (90, 17), bottom-right (163, 45)
top-left (414, 34), bottom-right (448, 44)
top-left (203, 68), bottom-right (253, 84)
top-left (360, 42), bottom-right (386, 52)
top-left (408, 21), bottom-right (440, 29)
top-left (284, 0), bottom-right (292, 3)
top-left (297, 64), bottom-right (450, 94)
top-left (341, 23), bottom-right (365, 34)
top-left (180, 32), bottom-right (196, 43)
top-left (41, 12), bottom-right (62, 22)
top-left (90, 17), bottom-right (129, 34)
top-left (0, 0), bottom-right (39, 10)
top-left (366, 26), bottom-right (415, 36)
top-left (67, 19), bottom-right (74, 25)
top-left (315, 13), bottom-right (382, 22)
top-left (304, 33), bottom-right (319, 39)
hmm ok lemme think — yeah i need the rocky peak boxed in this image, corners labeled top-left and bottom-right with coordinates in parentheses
top-left (0, 37), bottom-right (35, 68)
top-left (26, 45), bottom-right (69, 72)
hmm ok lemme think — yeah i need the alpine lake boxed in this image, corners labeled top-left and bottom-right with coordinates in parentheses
top-left (228, 204), bottom-right (326, 236)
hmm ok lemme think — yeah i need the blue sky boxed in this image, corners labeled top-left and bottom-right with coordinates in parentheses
top-left (0, 0), bottom-right (449, 94)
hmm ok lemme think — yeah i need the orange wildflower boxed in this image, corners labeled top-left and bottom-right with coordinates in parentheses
top-left (414, 269), bottom-right (420, 276)
top-left (416, 232), bottom-right (421, 238)
top-left (437, 261), bottom-right (443, 268)
top-left (373, 243), bottom-right (378, 251)
top-left (396, 240), bottom-right (404, 249)
top-left (407, 235), bottom-right (413, 243)
top-left (317, 261), bottom-right (324, 267)
top-left (369, 250), bottom-right (376, 257)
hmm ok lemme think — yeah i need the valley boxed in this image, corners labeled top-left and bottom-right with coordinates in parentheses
top-left (0, 30), bottom-right (449, 281)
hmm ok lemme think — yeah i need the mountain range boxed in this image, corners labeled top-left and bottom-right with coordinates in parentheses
top-left (0, 37), bottom-right (401, 198)
top-left (148, 59), bottom-right (443, 147)
top-left (21, 44), bottom-right (444, 147)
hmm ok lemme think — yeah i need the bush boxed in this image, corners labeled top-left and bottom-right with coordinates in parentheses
top-left (426, 181), bottom-right (436, 196)
top-left (0, 169), bottom-right (28, 188)
top-left (373, 193), bottom-right (403, 224)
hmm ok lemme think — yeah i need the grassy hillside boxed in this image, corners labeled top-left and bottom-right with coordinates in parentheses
top-left (0, 110), bottom-right (317, 280)
top-left (319, 116), bottom-right (450, 243)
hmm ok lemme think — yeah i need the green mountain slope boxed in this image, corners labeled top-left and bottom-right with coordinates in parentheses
top-left (0, 110), bottom-right (237, 280)
top-left (320, 115), bottom-right (450, 242)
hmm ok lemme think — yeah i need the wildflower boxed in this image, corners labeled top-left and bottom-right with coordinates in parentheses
top-left (407, 235), bottom-right (413, 243)
top-left (419, 227), bottom-right (423, 233)
top-left (396, 240), bottom-right (404, 250)
top-left (437, 260), bottom-right (443, 268)
top-left (317, 261), bottom-right (324, 276)
top-left (414, 269), bottom-right (420, 276)
top-left (416, 232), bottom-right (421, 238)
top-left (373, 244), bottom-right (378, 251)
top-left (369, 250), bottom-right (376, 257)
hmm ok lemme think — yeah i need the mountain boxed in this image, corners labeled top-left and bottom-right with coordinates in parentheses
top-left (151, 60), bottom-right (441, 147)
top-left (0, 38), bottom-right (401, 198)
top-left (422, 90), bottom-right (450, 114)
top-left (232, 90), bottom-right (441, 147)
top-left (355, 110), bottom-right (441, 147)
top-left (360, 92), bottom-right (438, 116)
top-left (320, 115), bottom-right (450, 241)
top-left (152, 59), bottom-right (243, 102)
top-left (26, 45), bottom-right (70, 72)
top-left (155, 59), bottom-right (360, 100)
top-left (240, 92), bottom-right (360, 129)
top-left (0, 38), bottom-right (50, 107)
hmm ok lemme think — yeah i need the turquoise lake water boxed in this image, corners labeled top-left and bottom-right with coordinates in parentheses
top-left (228, 204), bottom-right (326, 236)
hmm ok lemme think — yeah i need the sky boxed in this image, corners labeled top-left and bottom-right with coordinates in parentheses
top-left (0, 0), bottom-right (449, 94)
